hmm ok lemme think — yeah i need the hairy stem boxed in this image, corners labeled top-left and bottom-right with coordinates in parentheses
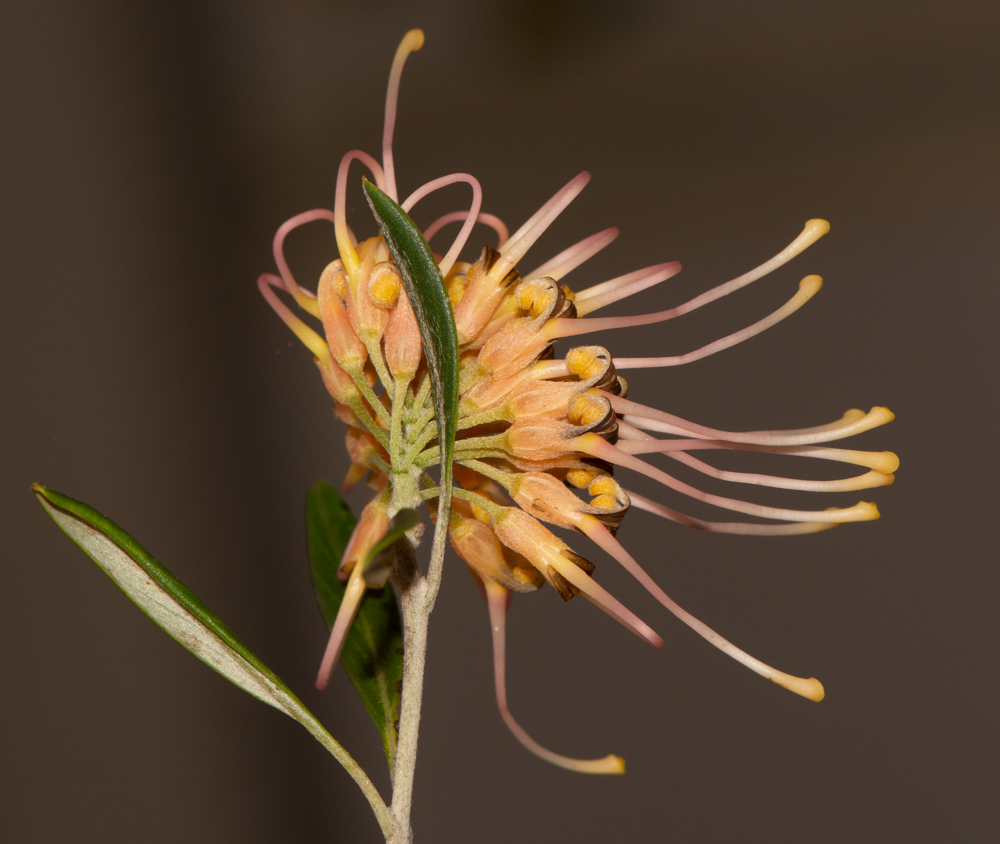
top-left (347, 363), bottom-right (392, 428)
top-left (390, 377), bottom-right (412, 468)
top-left (386, 461), bottom-right (451, 839)
top-left (389, 544), bottom-right (430, 842)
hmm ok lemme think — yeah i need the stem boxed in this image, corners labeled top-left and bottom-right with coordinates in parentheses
top-left (390, 376), bottom-right (412, 467)
top-left (389, 546), bottom-right (431, 842)
top-left (347, 363), bottom-right (392, 428)
top-left (423, 481), bottom-right (450, 611)
top-left (386, 458), bottom-right (451, 840)
top-left (415, 434), bottom-right (505, 469)
top-left (367, 337), bottom-right (396, 397)
top-left (407, 377), bottom-right (432, 423)
top-left (347, 396), bottom-right (390, 450)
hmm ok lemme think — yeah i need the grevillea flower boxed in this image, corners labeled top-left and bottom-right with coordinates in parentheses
top-left (260, 30), bottom-right (897, 775)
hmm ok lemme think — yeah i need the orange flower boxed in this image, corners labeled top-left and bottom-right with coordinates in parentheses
top-left (261, 29), bottom-right (895, 774)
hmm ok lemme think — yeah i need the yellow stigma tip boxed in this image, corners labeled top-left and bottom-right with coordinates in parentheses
top-left (785, 219), bottom-right (831, 260)
top-left (404, 28), bottom-right (425, 51)
top-left (575, 754), bottom-right (627, 775)
top-left (805, 218), bottom-right (830, 239)
top-left (879, 452), bottom-right (900, 473)
top-left (803, 678), bottom-right (825, 702)
top-left (776, 675), bottom-right (825, 701)
top-left (799, 274), bottom-right (823, 294)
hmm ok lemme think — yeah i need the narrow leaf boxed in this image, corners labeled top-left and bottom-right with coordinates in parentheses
top-left (31, 483), bottom-right (392, 825)
top-left (306, 481), bottom-right (404, 772)
top-left (362, 179), bottom-right (458, 503)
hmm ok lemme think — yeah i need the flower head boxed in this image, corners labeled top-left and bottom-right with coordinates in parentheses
top-left (261, 30), bottom-right (895, 774)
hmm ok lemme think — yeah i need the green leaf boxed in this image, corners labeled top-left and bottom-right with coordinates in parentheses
top-left (362, 179), bottom-right (458, 504)
top-left (31, 484), bottom-right (378, 794)
top-left (306, 481), bottom-right (404, 772)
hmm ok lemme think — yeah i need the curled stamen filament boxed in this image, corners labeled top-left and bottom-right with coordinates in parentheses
top-left (607, 394), bottom-right (895, 446)
top-left (551, 275), bottom-right (823, 352)
top-left (577, 434), bottom-right (880, 524)
top-left (525, 227), bottom-right (619, 282)
top-left (579, 517), bottom-right (825, 701)
top-left (335, 150), bottom-right (387, 286)
top-left (316, 562), bottom-right (367, 690)
top-left (490, 172), bottom-right (591, 283)
top-left (382, 28), bottom-right (424, 202)
top-left (272, 209), bottom-right (338, 317)
top-left (423, 211), bottom-right (509, 248)
top-left (574, 262), bottom-right (683, 316)
top-left (258, 274), bottom-right (330, 363)
top-left (627, 490), bottom-right (838, 536)
top-left (485, 581), bottom-right (625, 774)
top-left (402, 173), bottom-right (482, 277)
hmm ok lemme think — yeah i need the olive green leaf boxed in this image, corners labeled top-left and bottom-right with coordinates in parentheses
top-left (362, 179), bottom-right (458, 515)
top-left (306, 481), bottom-right (405, 772)
top-left (32, 483), bottom-right (392, 831)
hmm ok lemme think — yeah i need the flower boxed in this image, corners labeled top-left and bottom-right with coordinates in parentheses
top-left (260, 29), bottom-right (896, 775)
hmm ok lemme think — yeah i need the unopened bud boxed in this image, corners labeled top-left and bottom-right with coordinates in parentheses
top-left (453, 246), bottom-right (520, 345)
top-left (385, 289), bottom-right (422, 378)
top-left (319, 261), bottom-right (367, 368)
top-left (340, 495), bottom-right (390, 577)
top-left (508, 472), bottom-right (589, 531)
top-left (449, 512), bottom-right (542, 593)
top-left (369, 261), bottom-right (402, 307)
top-left (477, 321), bottom-right (551, 379)
top-left (505, 417), bottom-right (578, 461)
top-left (492, 507), bottom-right (595, 601)
top-left (345, 236), bottom-right (391, 343)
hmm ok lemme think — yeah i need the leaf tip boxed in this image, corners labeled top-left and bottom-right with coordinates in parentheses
top-left (32, 483), bottom-right (53, 504)
top-left (362, 177), bottom-right (382, 203)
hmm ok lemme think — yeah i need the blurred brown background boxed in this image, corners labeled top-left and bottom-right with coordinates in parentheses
top-left (2, 1), bottom-right (998, 842)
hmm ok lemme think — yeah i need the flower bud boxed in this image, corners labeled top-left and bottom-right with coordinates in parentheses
top-left (340, 495), bottom-right (390, 577)
top-left (505, 379), bottom-right (580, 420)
top-left (477, 321), bottom-right (551, 379)
top-left (368, 261), bottom-right (402, 308)
top-left (491, 508), bottom-right (595, 601)
top-left (345, 425), bottom-right (387, 470)
top-left (507, 472), bottom-right (589, 531)
top-left (315, 354), bottom-right (360, 406)
top-left (449, 511), bottom-right (542, 592)
top-left (453, 246), bottom-right (520, 345)
top-left (344, 237), bottom-right (391, 344)
top-left (504, 417), bottom-right (580, 461)
top-left (460, 370), bottom-right (533, 414)
top-left (385, 288), bottom-right (423, 378)
top-left (318, 261), bottom-right (367, 369)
